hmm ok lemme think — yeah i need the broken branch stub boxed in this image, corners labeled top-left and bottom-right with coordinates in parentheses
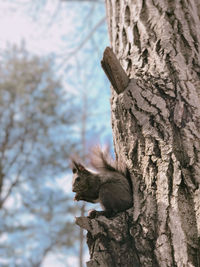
top-left (101, 47), bottom-right (129, 94)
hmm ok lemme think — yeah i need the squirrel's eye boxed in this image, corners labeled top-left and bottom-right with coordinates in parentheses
top-left (76, 177), bottom-right (80, 182)
top-left (72, 168), bottom-right (77, 173)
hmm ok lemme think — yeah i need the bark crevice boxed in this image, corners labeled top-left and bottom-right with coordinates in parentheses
top-left (78, 0), bottom-right (200, 265)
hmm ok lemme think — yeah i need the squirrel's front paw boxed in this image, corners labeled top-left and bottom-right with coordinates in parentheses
top-left (88, 209), bottom-right (113, 218)
top-left (88, 209), bottom-right (98, 219)
top-left (74, 193), bottom-right (81, 201)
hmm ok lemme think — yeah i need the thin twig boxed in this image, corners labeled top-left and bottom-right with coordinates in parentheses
top-left (57, 16), bottom-right (106, 69)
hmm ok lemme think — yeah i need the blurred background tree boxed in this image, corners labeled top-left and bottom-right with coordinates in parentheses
top-left (0, 44), bottom-right (79, 266)
top-left (0, 44), bottom-right (75, 206)
top-left (0, 1), bottom-right (110, 266)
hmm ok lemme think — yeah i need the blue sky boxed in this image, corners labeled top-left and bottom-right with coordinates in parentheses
top-left (0, 1), bottom-right (75, 54)
top-left (0, 1), bottom-right (111, 266)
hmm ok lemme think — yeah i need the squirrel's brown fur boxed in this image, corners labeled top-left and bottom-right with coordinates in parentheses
top-left (72, 147), bottom-right (133, 216)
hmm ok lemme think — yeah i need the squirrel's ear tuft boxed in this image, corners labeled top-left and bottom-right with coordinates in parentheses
top-left (77, 164), bottom-right (86, 172)
top-left (71, 159), bottom-right (86, 172)
top-left (71, 159), bottom-right (79, 170)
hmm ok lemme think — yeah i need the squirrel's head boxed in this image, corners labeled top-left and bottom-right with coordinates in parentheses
top-left (71, 160), bottom-right (91, 194)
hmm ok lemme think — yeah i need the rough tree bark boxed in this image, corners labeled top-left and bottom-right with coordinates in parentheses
top-left (76, 0), bottom-right (200, 266)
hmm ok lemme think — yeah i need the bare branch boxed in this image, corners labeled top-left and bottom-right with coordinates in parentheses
top-left (101, 47), bottom-right (129, 94)
top-left (61, 0), bottom-right (103, 2)
top-left (0, 133), bottom-right (34, 208)
top-left (0, 110), bottom-right (14, 157)
top-left (0, 156), bottom-right (28, 208)
top-left (58, 16), bottom-right (106, 68)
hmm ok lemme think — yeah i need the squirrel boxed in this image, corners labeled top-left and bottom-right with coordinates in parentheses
top-left (71, 147), bottom-right (133, 217)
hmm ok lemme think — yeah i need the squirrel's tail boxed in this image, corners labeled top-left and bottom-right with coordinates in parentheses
top-left (90, 146), bottom-right (133, 194)
top-left (90, 146), bottom-right (117, 173)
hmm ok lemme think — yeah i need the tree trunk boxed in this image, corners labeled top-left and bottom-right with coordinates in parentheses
top-left (76, 0), bottom-right (200, 266)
